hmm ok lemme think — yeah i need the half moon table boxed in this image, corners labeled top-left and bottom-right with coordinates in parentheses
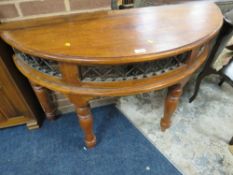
top-left (0, 2), bottom-right (223, 148)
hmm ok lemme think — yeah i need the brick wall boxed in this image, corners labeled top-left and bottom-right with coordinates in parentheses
top-left (0, 0), bottom-right (111, 22)
top-left (0, 0), bottom-right (115, 114)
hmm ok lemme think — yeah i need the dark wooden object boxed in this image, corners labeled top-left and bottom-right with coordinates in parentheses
top-left (0, 39), bottom-right (42, 129)
top-left (229, 136), bottom-right (233, 154)
top-left (189, 18), bottom-right (233, 102)
top-left (230, 137), bottom-right (233, 145)
top-left (218, 57), bottom-right (233, 86)
top-left (0, 2), bottom-right (223, 147)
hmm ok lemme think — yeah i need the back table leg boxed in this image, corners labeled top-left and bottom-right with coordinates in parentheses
top-left (68, 95), bottom-right (96, 148)
top-left (30, 82), bottom-right (56, 120)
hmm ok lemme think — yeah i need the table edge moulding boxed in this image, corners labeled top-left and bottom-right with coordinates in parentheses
top-left (0, 2), bottom-right (223, 148)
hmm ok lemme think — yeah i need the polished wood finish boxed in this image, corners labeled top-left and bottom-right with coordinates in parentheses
top-left (68, 95), bottom-right (96, 148)
top-left (12, 45), bottom-right (209, 97)
top-left (0, 2), bottom-right (222, 65)
top-left (0, 116), bottom-right (28, 128)
top-left (161, 76), bottom-right (190, 131)
top-left (30, 82), bottom-right (56, 120)
top-left (161, 84), bottom-right (183, 131)
top-left (0, 39), bottom-right (42, 129)
top-left (0, 2), bottom-right (223, 147)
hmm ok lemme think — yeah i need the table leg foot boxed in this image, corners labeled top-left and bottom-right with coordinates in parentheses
top-left (160, 84), bottom-right (183, 131)
top-left (69, 95), bottom-right (96, 148)
top-left (85, 135), bottom-right (96, 148)
top-left (76, 108), bottom-right (96, 148)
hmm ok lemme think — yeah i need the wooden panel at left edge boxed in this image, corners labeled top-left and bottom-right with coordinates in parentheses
top-left (0, 38), bottom-right (44, 130)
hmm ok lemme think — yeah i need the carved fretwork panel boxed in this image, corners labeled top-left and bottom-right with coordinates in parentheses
top-left (80, 52), bottom-right (190, 82)
top-left (14, 49), bottom-right (61, 77)
top-left (13, 47), bottom-right (211, 83)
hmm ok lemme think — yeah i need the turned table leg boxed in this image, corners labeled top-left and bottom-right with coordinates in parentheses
top-left (68, 95), bottom-right (96, 148)
top-left (30, 82), bottom-right (56, 120)
top-left (160, 84), bottom-right (183, 131)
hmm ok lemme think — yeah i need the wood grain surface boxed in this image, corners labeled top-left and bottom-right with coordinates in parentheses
top-left (0, 2), bottom-right (224, 147)
top-left (1, 2), bottom-right (223, 65)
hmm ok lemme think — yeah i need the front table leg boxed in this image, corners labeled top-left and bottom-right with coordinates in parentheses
top-left (160, 84), bottom-right (183, 131)
top-left (68, 95), bottom-right (96, 148)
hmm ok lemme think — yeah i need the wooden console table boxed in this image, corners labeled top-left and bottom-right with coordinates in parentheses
top-left (0, 2), bottom-right (223, 148)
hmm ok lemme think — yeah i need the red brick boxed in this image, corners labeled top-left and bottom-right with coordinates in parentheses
top-left (20, 0), bottom-right (65, 16)
top-left (0, 4), bottom-right (19, 19)
top-left (69, 0), bottom-right (110, 10)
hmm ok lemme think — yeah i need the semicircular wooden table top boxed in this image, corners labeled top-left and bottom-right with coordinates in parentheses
top-left (0, 2), bottom-right (224, 148)
top-left (1, 2), bottom-right (223, 65)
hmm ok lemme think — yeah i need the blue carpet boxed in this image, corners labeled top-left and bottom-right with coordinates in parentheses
top-left (0, 105), bottom-right (181, 175)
